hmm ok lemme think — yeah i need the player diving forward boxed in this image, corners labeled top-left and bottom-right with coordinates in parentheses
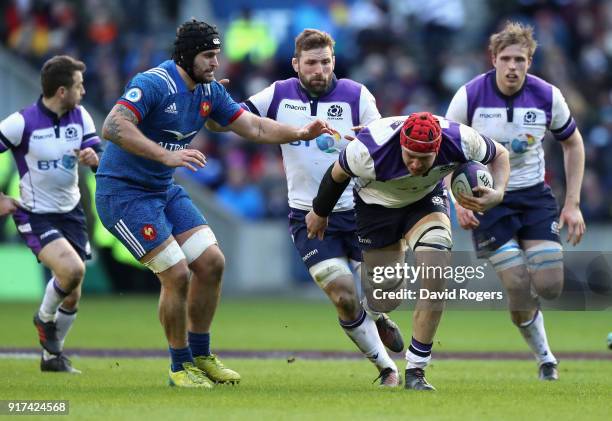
top-left (95, 19), bottom-right (333, 388)
top-left (0, 55), bottom-right (102, 373)
top-left (446, 21), bottom-right (586, 380)
top-left (306, 112), bottom-right (510, 390)
top-left (208, 29), bottom-right (404, 386)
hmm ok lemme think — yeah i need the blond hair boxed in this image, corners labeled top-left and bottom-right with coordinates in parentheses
top-left (294, 29), bottom-right (335, 58)
top-left (489, 21), bottom-right (537, 58)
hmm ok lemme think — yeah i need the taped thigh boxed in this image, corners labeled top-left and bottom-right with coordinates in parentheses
top-left (309, 257), bottom-right (352, 289)
top-left (407, 220), bottom-right (452, 251)
top-left (488, 239), bottom-right (525, 272)
top-left (143, 240), bottom-right (185, 274)
top-left (525, 241), bottom-right (563, 272)
top-left (181, 226), bottom-right (218, 264)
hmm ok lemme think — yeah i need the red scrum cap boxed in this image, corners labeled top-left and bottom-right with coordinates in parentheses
top-left (400, 112), bottom-right (442, 153)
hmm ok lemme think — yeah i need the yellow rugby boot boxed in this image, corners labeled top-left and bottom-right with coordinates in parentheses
top-left (194, 354), bottom-right (241, 384)
top-left (168, 362), bottom-right (214, 388)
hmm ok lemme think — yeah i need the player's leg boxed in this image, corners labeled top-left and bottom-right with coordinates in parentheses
top-left (521, 238), bottom-right (563, 380)
top-left (36, 238), bottom-right (85, 373)
top-left (96, 191), bottom-right (212, 388)
top-left (166, 185), bottom-right (238, 384)
top-left (403, 212), bottom-right (452, 391)
top-left (291, 208), bottom-right (400, 385)
top-left (312, 258), bottom-right (400, 386)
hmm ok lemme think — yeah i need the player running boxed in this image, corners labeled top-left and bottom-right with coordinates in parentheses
top-left (0, 55), bottom-right (102, 373)
top-left (208, 29), bottom-right (404, 386)
top-left (446, 21), bottom-right (586, 380)
top-left (306, 112), bottom-right (509, 390)
top-left (95, 19), bottom-right (333, 388)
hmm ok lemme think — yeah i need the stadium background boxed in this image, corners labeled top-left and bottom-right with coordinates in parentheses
top-left (1, 0), bottom-right (612, 295)
top-left (0, 1), bottom-right (610, 419)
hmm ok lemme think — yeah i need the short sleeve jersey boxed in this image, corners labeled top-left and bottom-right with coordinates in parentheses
top-left (0, 98), bottom-right (101, 213)
top-left (339, 116), bottom-right (497, 208)
top-left (446, 70), bottom-right (576, 191)
top-left (244, 77), bottom-right (381, 211)
top-left (96, 60), bottom-right (243, 193)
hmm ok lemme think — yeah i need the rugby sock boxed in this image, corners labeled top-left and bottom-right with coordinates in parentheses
top-left (340, 309), bottom-right (397, 372)
top-left (39, 278), bottom-right (68, 322)
top-left (405, 337), bottom-right (433, 369)
top-left (518, 310), bottom-right (557, 365)
top-left (56, 307), bottom-right (78, 350)
top-left (188, 332), bottom-right (211, 357)
top-left (169, 347), bottom-right (194, 372)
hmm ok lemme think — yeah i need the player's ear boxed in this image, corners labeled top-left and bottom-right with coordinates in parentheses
top-left (291, 57), bottom-right (299, 73)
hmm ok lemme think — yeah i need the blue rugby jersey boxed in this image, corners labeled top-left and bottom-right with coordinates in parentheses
top-left (96, 60), bottom-right (243, 193)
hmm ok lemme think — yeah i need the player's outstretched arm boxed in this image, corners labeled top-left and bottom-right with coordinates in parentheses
top-left (559, 129), bottom-right (586, 245)
top-left (225, 110), bottom-right (334, 145)
top-left (102, 104), bottom-right (206, 171)
top-left (306, 162), bottom-right (351, 240)
top-left (458, 140), bottom-right (509, 213)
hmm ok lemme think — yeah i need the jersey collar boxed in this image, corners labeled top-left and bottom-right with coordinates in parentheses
top-left (37, 96), bottom-right (62, 122)
top-left (490, 69), bottom-right (526, 100)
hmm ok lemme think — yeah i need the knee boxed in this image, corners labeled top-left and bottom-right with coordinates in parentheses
top-left (534, 278), bottom-right (563, 300)
top-left (201, 248), bottom-right (225, 282)
top-left (161, 264), bottom-right (191, 295)
top-left (58, 261), bottom-right (85, 291)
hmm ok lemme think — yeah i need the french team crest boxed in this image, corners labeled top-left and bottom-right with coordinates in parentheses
top-left (141, 224), bottom-right (157, 241)
top-left (200, 101), bottom-right (211, 117)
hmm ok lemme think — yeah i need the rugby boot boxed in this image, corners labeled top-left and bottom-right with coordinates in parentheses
top-left (194, 354), bottom-right (241, 384)
top-left (404, 368), bottom-right (436, 391)
top-left (33, 313), bottom-right (61, 355)
top-left (168, 362), bottom-right (214, 388)
top-left (374, 367), bottom-right (401, 387)
top-left (538, 362), bottom-right (559, 381)
top-left (41, 353), bottom-right (81, 374)
top-left (375, 314), bottom-right (405, 353)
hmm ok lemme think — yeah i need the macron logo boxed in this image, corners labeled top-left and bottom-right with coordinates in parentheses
top-left (164, 103), bottom-right (178, 114)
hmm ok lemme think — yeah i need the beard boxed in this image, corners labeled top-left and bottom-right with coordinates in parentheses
top-left (192, 66), bottom-right (215, 84)
top-left (299, 73), bottom-right (331, 96)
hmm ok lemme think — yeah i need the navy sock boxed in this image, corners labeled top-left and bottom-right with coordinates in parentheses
top-left (188, 332), bottom-right (211, 357)
top-left (169, 346), bottom-right (193, 372)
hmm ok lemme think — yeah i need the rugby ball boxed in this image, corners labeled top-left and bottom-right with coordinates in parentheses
top-left (450, 161), bottom-right (494, 198)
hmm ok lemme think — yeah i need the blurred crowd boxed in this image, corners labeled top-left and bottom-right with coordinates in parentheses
top-left (2, 0), bottom-right (612, 221)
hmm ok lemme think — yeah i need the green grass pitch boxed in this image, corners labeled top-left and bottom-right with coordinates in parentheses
top-left (1, 296), bottom-right (610, 420)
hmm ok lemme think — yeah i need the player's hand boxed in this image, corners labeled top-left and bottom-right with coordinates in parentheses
top-left (454, 202), bottom-right (479, 230)
top-left (344, 126), bottom-right (364, 141)
top-left (217, 78), bottom-right (230, 87)
top-left (458, 186), bottom-right (503, 213)
top-left (298, 119), bottom-right (334, 140)
top-left (306, 210), bottom-right (328, 240)
top-left (162, 148), bottom-right (207, 172)
top-left (0, 193), bottom-right (18, 216)
top-left (559, 203), bottom-right (585, 246)
top-left (74, 148), bottom-right (99, 167)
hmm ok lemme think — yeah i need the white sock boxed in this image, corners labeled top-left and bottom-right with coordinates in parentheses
top-left (340, 309), bottom-right (397, 372)
top-left (405, 336), bottom-right (432, 369)
top-left (519, 310), bottom-right (557, 365)
top-left (56, 307), bottom-right (77, 350)
top-left (38, 278), bottom-right (68, 322)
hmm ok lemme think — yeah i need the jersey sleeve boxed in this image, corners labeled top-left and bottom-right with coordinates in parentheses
top-left (359, 85), bottom-right (382, 125)
top-left (244, 82), bottom-right (276, 117)
top-left (209, 81), bottom-right (245, 126)
top-left (116, 74), bottom-right (164, 123)
top-left (549, 86), bottom-right (577, 141)
top-left (459, 124), bottom-right (497, 165)
top-left (0, 112), bottom-right (25, 152)
top-left (79, 106), bottom-right (102, 149)
top-left (445, 86), bottom-right (469, 125)
top-left (339, 139), bottom-right (375, 180)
